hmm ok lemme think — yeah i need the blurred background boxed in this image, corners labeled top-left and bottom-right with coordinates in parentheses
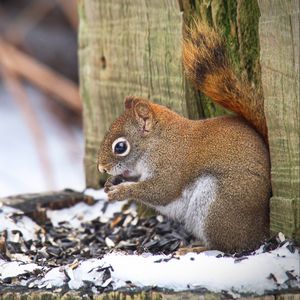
top-left (0, 0), bottom-right (85, 197)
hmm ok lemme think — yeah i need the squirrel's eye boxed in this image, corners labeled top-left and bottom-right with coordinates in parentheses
top-left (112, 137), bottom-right (130, 156)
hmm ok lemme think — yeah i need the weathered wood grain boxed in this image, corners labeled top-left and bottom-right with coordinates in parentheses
top-left (0, 190), bottom-right (93, 224)
top-left (0, 290), bottom-right (299, 300)
top-left (258, 0), bottom-right (300, 241)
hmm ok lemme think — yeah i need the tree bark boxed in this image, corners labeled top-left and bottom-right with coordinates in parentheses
top-left (258, 0), bottom-right (300, 241)
top-left (182, 0), bottom-right (262, 118)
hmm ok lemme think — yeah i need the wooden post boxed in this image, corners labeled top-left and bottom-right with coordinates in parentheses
top-left (258, 0), bottom-right (300, 241)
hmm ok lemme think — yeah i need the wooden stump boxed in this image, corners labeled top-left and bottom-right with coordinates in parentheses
top-left (258, 0), bottom-right (300, 241)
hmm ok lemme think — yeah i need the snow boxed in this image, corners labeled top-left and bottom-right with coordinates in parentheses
top-left (31, 267), bottom-right (66, 289)
top-left (0, 260), bottom-right (40, 280)
top-left (0, 205), bottom-right (41, 241)
top-left (47, 201), bottom-right (106, 228)
top-left (0, 189), bottom-right (299, 296)
top-left (46, 190), bottom-right (127, 228)
top-left (84, 188), bottom-right (108, 200)
top-left (3, 243), bottom-right (297, 295)
top-left (0, 84), bottom-right (85, 197)
top-left (96, 247), bottom-right (299, 293)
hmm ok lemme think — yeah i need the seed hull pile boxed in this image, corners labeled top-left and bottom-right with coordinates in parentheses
top-left (0, 196), bottom-right (299, 296)
top-left (0, 199), bottom-right (195, 285)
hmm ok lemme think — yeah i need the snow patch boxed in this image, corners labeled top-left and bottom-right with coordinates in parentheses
top-left (0, 259), bottom-right (40, 280)
top-left (46, 197), bottom-right (127, 228)
top-left (0, 205), bottom-right (41, 241)
top-left (19, 244), bottom-right (300, 295)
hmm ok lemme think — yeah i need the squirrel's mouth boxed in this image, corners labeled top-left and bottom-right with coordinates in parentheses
top-left (122, 170), bottom-right (140, 182)
top-left (109, 174), bottom-right (140, 186)
top-left (120, 170), bottom-right (141, 182)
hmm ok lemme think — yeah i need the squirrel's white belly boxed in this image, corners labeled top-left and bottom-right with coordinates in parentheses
top-left (155, 175), bottom-right (217, 243)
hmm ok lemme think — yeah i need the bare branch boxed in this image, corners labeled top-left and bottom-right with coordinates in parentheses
top-left (0, 39), bottom-right (82, 113)
top-left (0, 63), bottom-right (56, 190)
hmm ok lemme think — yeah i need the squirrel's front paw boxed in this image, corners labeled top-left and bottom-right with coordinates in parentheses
top-left (107, 182), bottom-right (135, 201)
top-left (104, 175), bottom-right (126, 193)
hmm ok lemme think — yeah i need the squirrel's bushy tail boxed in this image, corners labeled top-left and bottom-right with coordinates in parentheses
top-left (183, 23), bottom-right (267, 141)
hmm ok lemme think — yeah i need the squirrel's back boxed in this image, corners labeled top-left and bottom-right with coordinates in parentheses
top-left (150, 106), bottom-right (270, 252)
top-left (183, 23), bottom-right (268, 142)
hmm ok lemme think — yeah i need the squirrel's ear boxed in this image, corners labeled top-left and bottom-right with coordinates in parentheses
top-left (124, 96), bottom-right (154, 135)
top-left (134, 101), bottom-right (154, 135)
top-left (124, 96), bottom-right (136, 109)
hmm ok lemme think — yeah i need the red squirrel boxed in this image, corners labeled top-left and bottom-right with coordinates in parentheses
top-left (97, 23), bottom-right (271, 252)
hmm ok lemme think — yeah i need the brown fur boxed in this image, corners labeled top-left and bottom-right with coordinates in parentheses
top-left (98, 24), bottom-right (271, 252)
top-left (183, 23), bottom-right (268, 141)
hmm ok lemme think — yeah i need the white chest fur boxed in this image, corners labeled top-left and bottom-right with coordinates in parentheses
top-left (155, 175), bottom-right (217, 243)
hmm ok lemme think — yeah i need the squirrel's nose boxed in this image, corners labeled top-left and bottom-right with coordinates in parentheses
top-left (97, 164), bottom-right (107, 173)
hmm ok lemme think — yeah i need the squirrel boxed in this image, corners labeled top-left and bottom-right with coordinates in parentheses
top-left (97, 23), bottom-right (271, 253)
